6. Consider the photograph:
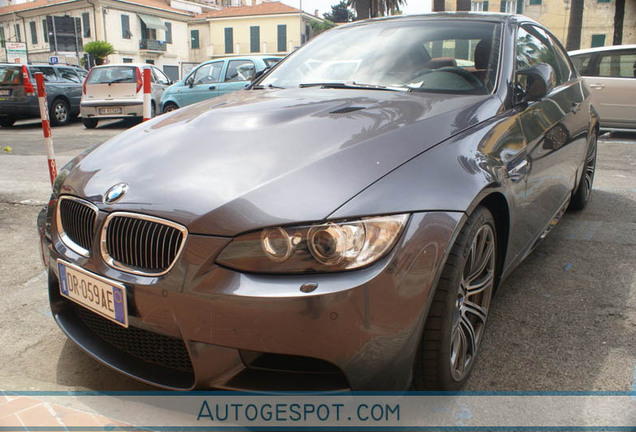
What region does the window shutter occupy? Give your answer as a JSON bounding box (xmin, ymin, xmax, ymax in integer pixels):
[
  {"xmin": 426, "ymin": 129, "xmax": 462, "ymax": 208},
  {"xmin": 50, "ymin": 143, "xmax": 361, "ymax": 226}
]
[
  {"xmin": 516, "ymin": 0, "xmax": 523, "ymax": 14},
  {"xmin": 225, "ymin": 27, "xmax": 233, "ymax": 53},
  {"xmin": 191, "ymin": 29, "xmax": 199, "ymax": 49},
  {"xmin": 30, "ymin": 21, "xmax": 37, "ymax": 45},
  {"xmin": 483, "ymin": 1, "xmax": 489, "ymax": 10},
  {"xmin": 500, "ymin": 1, "xmax": 506, "ymax": 12},
  {"xmin": 165, "ymin": 22, "xmax": 172, "ymax": 44},
  {"xmin": 121, "ymin": 15, "xmax": 130, "ymax": 39},
  {"xmin": 277, "ymin": 24, "xmax": 286, "ymax": 52},
  {"xmin": 82, "ymin": 12, "xmax": 90, "ymax": 37},
  {"xmin": 250, "ymin": 26, "xmax": 260, "ymax": 53}
]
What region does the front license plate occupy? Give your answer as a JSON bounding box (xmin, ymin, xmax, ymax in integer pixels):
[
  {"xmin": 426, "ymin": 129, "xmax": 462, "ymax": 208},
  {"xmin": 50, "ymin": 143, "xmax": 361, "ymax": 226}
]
[
  {"xmin": 0, "ymin": 89, "xmax": 10, "ymax": 96},
  {"xmin": 98, "ymin": 107, "xmax": 123, "ymax": 115},
  {"xmin": 58, "ymin": 260, "xmax": 128, "ymax": 328}
]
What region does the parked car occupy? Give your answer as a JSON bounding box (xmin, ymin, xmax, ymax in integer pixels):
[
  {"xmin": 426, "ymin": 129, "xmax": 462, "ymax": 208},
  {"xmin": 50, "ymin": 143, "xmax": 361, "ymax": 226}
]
[
  {"xmin": 569, "ymin": 44, "xmax": 636, "ymax": 131},
  {"xmin": 0, "ymin": 63, "xmax": 87, "ymax": 127},
  {"xmin": 38, "ymin": 13, "xmax": 598, "ymax": 391},
  {"xmin": 80, "ymin": 63, "xmax": 172, "ymax": 128},
  {"xmin": 160, "ymin": 56, "xmax": 281, "ymax": 113}
]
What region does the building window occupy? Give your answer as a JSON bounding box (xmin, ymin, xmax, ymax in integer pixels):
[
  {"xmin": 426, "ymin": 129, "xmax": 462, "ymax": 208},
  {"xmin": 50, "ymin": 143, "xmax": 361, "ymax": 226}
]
[
  {"xmin": 191, "ymin": 29, "xmax": 199, "ymax": 49},
  {"xmin": 597, "ymin": 0, "xmax": 610, "ymax": 3},
  {"xmin": 14, "ymin": 24, "xmax": 21, "ymax": 42},
  {"xmin": 224, "ymin": 27, "xmax": 233, "ymax": 53},
  {"xmin": 500, "ymin": 0, "xmax": 517, "ymax": 13},
  {"xmin": 122, "ymin": 58, "xmax": 133, "ymax": 63},
  {"xmin": 471, "ymin": 1, "xmax": 489, "ymax": 11},
  {"xmin": 140, "ymin": 19, "xmax": 156, "ymax": 41},
  {"xmin": 82, "ymin": 12, "xmax": 90, "ymax": 37},
  {"xmin": 121, "ymin": 14, "xmax": 131, "ymax": 39},
  {"xmin": 0, "ymin": 27, "xmax": 5, "ymax": 48},
  {"xmin": 250, "ymin": 26, "xmax": 260, "ymax": 53},
  {"xmin": 277, "ymin": 24, "xmax": 286, "ymax": 52},
  {"xmin": 42, "ymin": 20, "xmax": 48, "ymax": 43},
  {"xmin": 529, "ymin": 0, "xmax": 541, "ymax": 4},
  {"xmin": 591, "ymin": 34, "xmax": 606, "ymax": 48},
  {"xmin": 165, "ymin": 22, "xmax": 172, "ymax": 44},
  {"xmin": 30, "ymin": 21, "xmax": 37, "ymax": 45}
]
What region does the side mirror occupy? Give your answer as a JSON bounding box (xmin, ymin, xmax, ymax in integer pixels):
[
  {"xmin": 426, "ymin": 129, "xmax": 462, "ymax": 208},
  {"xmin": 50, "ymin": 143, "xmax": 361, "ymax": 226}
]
[
  {"xmin": 186, "ymin": 77, "xmax": 194, "ymax": 88},
  {"xmin": 251, "ymin": 67, "xmax": 270, "ymax": 82},
  {"xmin": 516, "ymin": 63, "xmax": 556, "ymax": 102}
]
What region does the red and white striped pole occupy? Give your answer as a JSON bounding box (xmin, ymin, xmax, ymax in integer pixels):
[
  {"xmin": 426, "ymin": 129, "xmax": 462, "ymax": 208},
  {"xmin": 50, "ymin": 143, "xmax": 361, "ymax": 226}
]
[
  {"xmin": 142, "ymin": 68, "xmax": 152, "ymax": 121},
  {"xmin": 35, "ymin": 73, "xmax": 58, "ymax": 187}
]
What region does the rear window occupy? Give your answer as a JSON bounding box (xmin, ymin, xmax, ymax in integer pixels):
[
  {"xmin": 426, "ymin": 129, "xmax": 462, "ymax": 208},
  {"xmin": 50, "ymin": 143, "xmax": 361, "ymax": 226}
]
[
  {"xmin": 87, "ymin": 66, "xmax": 137, "ymax": 84},
  {"xmin": 0, "ymin": 65, "xmax": 22, "ymax": 84},
  {"xmin": 264, "ymin": 58, "xmax": 281, "ymax": 68}
]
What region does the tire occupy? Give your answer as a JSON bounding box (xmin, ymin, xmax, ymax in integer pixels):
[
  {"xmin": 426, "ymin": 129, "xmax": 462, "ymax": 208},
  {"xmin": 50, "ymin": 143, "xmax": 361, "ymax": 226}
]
[
  {"xmin": 0, "ymin": 117, "xmax": 15, "ymax": 127},
  {"xmin": 163, "ymin": 103, "xmax": 178, "ymax": 114},
  {"xmin": 151, "ymin": 102, "xmax": 156, "ymax": 118},
  {"xmin": 82, "ymin": 118, "xmax": 98, "ymax": 129},
  {"xmin": 50, "ymin": 99, "xmax": 70, "ymax": 126},
  {"xmin": 568, "ymin": 132, "xmax": 597, "ymax": 211},
  {"xmin": 413, "ymin": 206, "xmax": 497, "ymax": 390}
]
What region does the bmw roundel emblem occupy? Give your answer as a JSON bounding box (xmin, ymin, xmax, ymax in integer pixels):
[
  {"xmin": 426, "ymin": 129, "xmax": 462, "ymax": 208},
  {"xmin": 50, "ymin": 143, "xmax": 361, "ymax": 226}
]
[{"xmin": 104, "ymin": 183, "xmax": 129, "ymax": 204}]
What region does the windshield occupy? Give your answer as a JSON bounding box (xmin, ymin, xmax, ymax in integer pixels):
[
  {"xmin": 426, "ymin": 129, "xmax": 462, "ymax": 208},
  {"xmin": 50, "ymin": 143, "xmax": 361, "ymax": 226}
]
[
  {"xmin": 0, "ymin": 66, "xmax": 22, "ymax": 85},
  {"xmin": 87, "ymin": 66, "xmax": 137, "ymax": 84},
  {"xmin": 261, "ymin": 20, "xmax": 502, "ymax": 94}
]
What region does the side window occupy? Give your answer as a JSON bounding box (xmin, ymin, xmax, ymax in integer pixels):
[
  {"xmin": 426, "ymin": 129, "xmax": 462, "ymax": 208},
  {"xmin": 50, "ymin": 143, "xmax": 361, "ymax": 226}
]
[
  {"xmin": 225, "ymin": 60, "xmax": 255, "ymax": 82},
  {"xmin": 598, "ymin": 51, "xmax": 636, "ymax": 78},
  {"xmin": 29, "ymin": 66, "xmax": 58, "ymax": 82},
  {"xmin": 76, "ymin": 69, "xmax": 88, "ymax": 80},
  {"xmin": 516, "ymin": 26, "xmax": 561, "ymax": 85},
  {"xmin": 57, "ymin": 67, "xmax": 81, "ymax": 83},
  {"xmin": 571, "ymin": 54, "xmax": 594, "ymax": 76},
  {"xmin": 192, "ymin": 62, "xmax": 223, "ymax": 85},
  {"xmin": 546, "ymin": 33, "xmax": 574, "ymax": 82},
  {"xmin": 152, "ymin": 67, "xmax": 170, "ymax": 84}
]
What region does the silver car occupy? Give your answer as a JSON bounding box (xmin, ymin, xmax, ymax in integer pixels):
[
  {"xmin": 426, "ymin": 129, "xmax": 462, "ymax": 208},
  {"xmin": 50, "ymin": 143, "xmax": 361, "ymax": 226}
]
[
  {"xmin": 80, "ymin": 63, "xmax": 172, "ymax": 128},
  {"xmin": 569, "ymin": 44, "xmax": 636, "ymax": 131}
]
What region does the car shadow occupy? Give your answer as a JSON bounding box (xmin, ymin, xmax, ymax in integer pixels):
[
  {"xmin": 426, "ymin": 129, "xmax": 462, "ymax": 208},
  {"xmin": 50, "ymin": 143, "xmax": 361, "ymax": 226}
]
[{"xmin": 467, "ymin": 188, "xmax": 636, "ymax": 390}]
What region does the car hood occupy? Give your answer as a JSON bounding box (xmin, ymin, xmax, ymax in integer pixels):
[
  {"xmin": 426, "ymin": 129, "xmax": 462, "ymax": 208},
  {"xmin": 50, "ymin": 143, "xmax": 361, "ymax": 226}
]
[{"xmin": 63, "ymin": 88, "xmax": 502, "ymax": 236}]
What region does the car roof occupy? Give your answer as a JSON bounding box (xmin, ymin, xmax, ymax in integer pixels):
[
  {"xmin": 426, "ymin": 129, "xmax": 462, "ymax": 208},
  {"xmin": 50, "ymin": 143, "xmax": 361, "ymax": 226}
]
[
  {"xmin": 569, "ymin": 44, "xmax": 636, "ymax": 56},
  {"xmin": 91, "ymin": 63, "xmax": 155, "ymax": 68}
]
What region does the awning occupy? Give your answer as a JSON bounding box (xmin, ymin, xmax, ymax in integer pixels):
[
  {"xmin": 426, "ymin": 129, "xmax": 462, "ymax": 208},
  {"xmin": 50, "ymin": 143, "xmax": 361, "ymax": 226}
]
[{"xmin": 138, "ymin": 14, "xmax": 167, "ymax": 31}]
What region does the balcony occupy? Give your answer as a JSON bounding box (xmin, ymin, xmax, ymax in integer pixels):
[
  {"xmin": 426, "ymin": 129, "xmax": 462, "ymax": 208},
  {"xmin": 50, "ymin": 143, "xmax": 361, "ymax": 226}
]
[{"xmin": 140, "ymin": 39, "xmax": 167, "ymax": 52}]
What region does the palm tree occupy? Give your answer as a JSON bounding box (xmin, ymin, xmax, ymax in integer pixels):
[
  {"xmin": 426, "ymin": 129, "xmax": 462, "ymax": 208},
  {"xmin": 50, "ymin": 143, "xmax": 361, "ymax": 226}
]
[
  {"xmin": 566, "ymin": 0, "xmax": 584, "ymax": 50},
  {"xmin": 348, "ymin": 0, "xmax": 405, "ymax": 19},
  {"xmin": 613, "ymin": 0, "xmax": 625, "ymax": 45}
]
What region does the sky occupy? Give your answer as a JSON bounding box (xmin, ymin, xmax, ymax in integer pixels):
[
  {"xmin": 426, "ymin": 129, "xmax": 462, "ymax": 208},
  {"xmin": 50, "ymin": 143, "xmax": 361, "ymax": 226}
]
[{"xmin": 281, "ymin": 0, "xmax": 433, "ymax": 19}]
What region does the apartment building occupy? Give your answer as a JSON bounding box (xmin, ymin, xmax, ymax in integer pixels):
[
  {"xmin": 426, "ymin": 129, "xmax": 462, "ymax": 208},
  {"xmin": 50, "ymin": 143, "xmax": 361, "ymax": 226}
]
[
  {"xmin": 188, "ymin": 2, "xmax": 319, "ymax": 62},
  {"xmin": 0, "ymin": 0, "xmax": 194, "ymax": 79},
  {"xmin": 443, "ymin": 0, "xmax": 636, "ymax": 49}
]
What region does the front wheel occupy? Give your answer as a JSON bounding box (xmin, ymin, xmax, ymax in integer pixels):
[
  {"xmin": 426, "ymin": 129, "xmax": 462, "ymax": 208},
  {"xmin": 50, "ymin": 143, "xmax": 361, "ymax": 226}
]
[
  {"xmin": 413, "ymin": 206, "xmax": 497, "ymax": 390},
  {"xmin": 50, "ymin": 99, "xmax": 70, "ymax": 126},
  {"xmin": 163, "ymin": 103, "xmax": 178, "ymax": 114},
  {"xmin": 569, "ymin": 132, "xmax": 597, "ymax": 211}
]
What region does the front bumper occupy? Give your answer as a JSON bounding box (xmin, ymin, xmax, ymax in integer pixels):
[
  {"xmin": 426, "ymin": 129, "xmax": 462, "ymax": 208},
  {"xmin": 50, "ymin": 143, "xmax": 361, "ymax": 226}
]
[{"xmin": 40, "ymin": 206, "xmax": 461, "ymax": 391}]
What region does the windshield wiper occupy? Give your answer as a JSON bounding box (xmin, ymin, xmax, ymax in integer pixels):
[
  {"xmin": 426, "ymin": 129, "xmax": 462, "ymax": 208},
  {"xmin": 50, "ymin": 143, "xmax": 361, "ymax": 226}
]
[
  {"xmin": 107, "ymin": 77, "xmax": 133, "ymax": 85},
  {"xmin": 251, "ymin": 83, "xmax": 285, "ymax": 90},
  {"xmin": 298, "ymin": 81, "xmax": 411, "ymax": 92}
]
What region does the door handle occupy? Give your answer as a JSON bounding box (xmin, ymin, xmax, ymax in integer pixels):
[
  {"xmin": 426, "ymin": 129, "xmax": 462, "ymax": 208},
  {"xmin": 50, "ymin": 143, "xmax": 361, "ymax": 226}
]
[
  {"xmin": 507, "ymin": 159, "xmax": 529, "ymax": 182},
  {"xmin": 209, "ymin": 86, "xmax": 216, "ymax": 90},
  {"xmin": 589, "ymin": 83, "xmax": 604, "ymax": 90},
  {"xmin": 571, "ymin": 102, "xmax": 581, "ymax": 113}
]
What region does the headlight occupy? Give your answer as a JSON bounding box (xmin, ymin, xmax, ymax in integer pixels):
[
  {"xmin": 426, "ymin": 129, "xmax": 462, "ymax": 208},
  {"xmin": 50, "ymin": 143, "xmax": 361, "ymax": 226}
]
[{"xmin": 216, "ymin": 214, "xmax": 409, "ymax": 274}]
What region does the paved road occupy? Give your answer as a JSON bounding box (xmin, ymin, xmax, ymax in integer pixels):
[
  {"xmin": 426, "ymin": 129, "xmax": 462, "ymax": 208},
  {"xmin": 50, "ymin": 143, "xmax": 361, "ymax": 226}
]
[{"xmin": 0, "ymin": 121, "xmax": 634, "ymax": 391}]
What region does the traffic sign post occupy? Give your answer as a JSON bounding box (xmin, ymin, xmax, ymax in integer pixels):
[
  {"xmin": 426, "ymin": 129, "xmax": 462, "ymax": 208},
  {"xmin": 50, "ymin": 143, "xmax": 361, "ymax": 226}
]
[
  {"xmin": 34, "ymin": 73, "xmax": 58, "ymax": 187},
  {"xmin": 143, "ymin": 68, "xmax": 152, "ymax": 122}
]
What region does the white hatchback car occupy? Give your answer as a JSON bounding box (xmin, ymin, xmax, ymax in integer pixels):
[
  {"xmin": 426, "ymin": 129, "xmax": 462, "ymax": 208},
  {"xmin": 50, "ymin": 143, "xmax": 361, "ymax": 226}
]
[{"xmin": 80, "ymin": 63, "xmax": 172, "ymax": 128}]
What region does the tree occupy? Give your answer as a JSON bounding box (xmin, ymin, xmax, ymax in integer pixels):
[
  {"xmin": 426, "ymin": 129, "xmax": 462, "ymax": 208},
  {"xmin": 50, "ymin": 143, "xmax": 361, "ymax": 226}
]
[
  {"xmin": 83, "ymin": 41, "xmax": 114, "ymax": 65},
  {"xmin": 565, "ymin": 0, "xmax": 584, "ymax": 51},
  {"xmin": 324, "ymin": 1, "xmax": 356, "ymax": 22},
  {"xmin": 613, "ymin": 0, "xmax": 625, "ymax": 45},
  {"xmin": 310, "ymin": 19, "xmax": 337, "ymax": 36},
  {"xmin": 347, "ymin": 0, "xmax": 405, "ymax": 19}
]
